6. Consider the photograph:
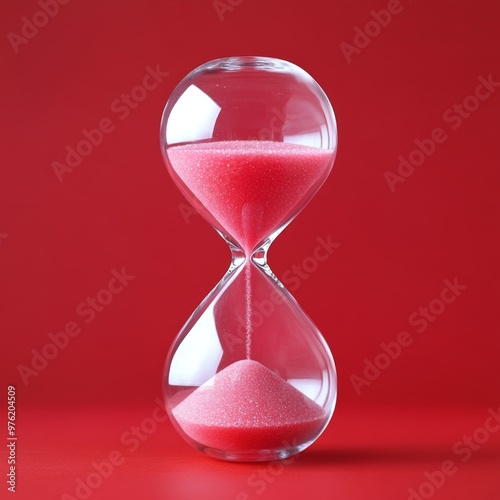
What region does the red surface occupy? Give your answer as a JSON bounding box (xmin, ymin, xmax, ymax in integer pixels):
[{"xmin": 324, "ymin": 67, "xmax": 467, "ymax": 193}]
[
  {"xmin": 16, "ymin": 405, "xmax": 500, "ymax": 500},
  {"xmin": 1, "ymin": 0, "xmax": 499, "ymax": 499}
]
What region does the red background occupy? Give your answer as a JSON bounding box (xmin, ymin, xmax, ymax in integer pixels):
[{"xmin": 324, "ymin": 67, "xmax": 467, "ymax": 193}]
[{"xmin": 1, "ymin": 0, "xmax": 499, "ymax": 499}]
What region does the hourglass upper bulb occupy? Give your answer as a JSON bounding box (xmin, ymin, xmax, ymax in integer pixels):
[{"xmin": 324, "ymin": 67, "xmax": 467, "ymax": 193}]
[{"xmin": 160, "ymin": 56, "xmax": 338, "ymax": 253}]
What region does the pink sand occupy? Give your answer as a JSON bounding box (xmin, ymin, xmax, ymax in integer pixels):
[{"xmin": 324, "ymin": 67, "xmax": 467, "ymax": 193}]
[
  {"xmin": 172, "ymin": 360, "xmax": 326, "ymax": 451},
  {"xmin": 167, "ymin": 140, "xmax": 333, "ymax": 253}
]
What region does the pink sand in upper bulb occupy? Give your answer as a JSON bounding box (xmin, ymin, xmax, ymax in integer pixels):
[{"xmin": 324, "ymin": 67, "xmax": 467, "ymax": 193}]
[
  {"xmin": 172, "ymin": 360, "xmax": 326, "ymax": 451},
  {"xmin": 167, "ymin": 141, "xmax": 334, "ymax": 253}
]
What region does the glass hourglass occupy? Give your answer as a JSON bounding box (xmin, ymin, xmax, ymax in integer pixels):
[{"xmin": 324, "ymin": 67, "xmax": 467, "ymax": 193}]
[{"xmin": 160, "ymin": 56, "xmax": 338, "ymax": 462}]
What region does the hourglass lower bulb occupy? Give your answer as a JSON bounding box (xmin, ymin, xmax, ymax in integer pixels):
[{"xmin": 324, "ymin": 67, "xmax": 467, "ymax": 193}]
[{"xmin": 160, "ymin": 56, "xmax": 338, "ymax": 462}]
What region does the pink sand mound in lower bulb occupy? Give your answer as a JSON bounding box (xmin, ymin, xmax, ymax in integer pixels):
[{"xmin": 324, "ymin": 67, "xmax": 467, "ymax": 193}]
[{"xmin": 172, "ymin": 360, "xmax": 326, "ymax": 452}]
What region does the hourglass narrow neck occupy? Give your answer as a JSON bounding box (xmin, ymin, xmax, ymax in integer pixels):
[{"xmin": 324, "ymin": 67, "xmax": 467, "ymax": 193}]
[
  {"xmin": 249, "ymin": 246, "xmax": 269, "ymax": 267},
  {"xmin": 229, "ymin": 244, "xmax": 246, "ymax": 269},
  {"xmin": 227, "ymin": 240, "xmax": 271, "ymax": 267}
]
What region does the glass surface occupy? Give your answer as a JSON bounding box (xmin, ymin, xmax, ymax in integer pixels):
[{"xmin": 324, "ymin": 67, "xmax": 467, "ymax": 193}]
[{"xmin": 160, "ymin": 56, "xmax": 338, "ymax": 462}]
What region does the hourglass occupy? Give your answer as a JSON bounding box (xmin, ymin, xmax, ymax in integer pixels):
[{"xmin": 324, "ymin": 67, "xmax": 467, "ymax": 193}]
[{"xmin": 160, "ymin": 56, "xmax": 338, "ymax": 462}]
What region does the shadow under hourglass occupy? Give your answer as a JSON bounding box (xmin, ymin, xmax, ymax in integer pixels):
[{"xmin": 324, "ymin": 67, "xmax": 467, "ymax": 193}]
[{"xmin": 296, "ymin": 446, "xmax": 456, "ymax": 466}]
